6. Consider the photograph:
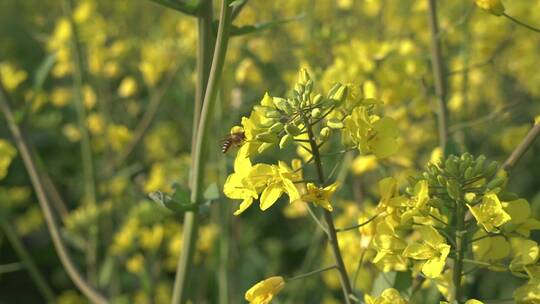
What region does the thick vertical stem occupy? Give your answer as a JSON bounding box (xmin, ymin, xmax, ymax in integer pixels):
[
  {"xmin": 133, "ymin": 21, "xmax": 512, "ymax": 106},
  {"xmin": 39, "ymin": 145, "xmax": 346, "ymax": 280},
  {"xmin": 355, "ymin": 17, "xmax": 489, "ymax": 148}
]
[
  {"xmin": 171, "ymin": 1, "xmax": 232, "ymax": 303},
  {"xmin": 1, "ymin": 221, "xmax": 56, "ymax": 303},
  {"xmin": 191, "ymin": 0, "xmax": 214, "ymax": 156},
  {"xmin": 303, "ymin": 118, "xmax": 353, "ymax": 304},
  {"xmin": 64, "ymin": 0, "xmax": 98, "ymax": 284},
  {"xmin": 427, "ymin": 0, "xmax": 449, "ymax": 153},
  {"xmin": 215, "ymin": 91, "xmax": 230, "ymax": 304},
  {"xmin": 0, "ymin": 82, "xmax": 108, "ymax": 304},
  {"xmin": 452, "ymin": 201, "xmax": 465, "ymax": 303}
]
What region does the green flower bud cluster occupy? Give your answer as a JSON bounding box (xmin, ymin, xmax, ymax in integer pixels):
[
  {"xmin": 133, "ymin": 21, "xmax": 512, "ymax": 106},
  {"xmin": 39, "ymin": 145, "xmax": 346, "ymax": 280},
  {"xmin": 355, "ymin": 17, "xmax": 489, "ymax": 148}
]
[
  {"xmin": 250, "ymin": 69, "xmax": 349, "ymax": 152},
  {"xmin": 407, "ymin": 153, "xmax": 506, "ymax": 204}
]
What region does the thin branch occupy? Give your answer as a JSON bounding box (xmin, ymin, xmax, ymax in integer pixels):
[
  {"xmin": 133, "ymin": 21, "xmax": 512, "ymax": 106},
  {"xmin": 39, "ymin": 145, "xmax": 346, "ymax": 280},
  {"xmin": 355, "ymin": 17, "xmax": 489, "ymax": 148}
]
[
  {"xmin": 503, "ymin": 13, "xmax": 540, "ymax": 33},
  {"xmin": 0, "ymin": 262, "xmax": 23, "ymax": 274},
  {"xmin": 302, "ymin": 113, "xmax": 354, "ymax": 303},
  {"xmin": 427, "ymin": 0, "xmax": 450, "ymax": 153},
  {"xmin": 305, "ymin": 203, "xmax": 329, "ymax": 236},
  {"xmin": 449, "ymin": 100, "xmax": 522, "ymax": 134},
  {"xmin": 446, "ymin": 58, "xmax": 493, "ymax": 76},
  {"xmin": 286, "ymin": 265, "xmax": 337, "ymax": 282},
  {"xmin": 502, "ymin": 122, "xmax": 540, "ymax": 171},
  {"xmin": 0, "ymin": 81, "xmax": 108, "ymax": 304},
  {"xmin": 336, "ymin": 214, "xmax": 379, "ymax": 233}
]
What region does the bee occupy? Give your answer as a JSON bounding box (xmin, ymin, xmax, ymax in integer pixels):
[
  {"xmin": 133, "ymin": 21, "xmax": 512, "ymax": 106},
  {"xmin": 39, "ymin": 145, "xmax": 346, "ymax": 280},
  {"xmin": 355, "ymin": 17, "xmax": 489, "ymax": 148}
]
[{"xmin": 222, "ymin": 127, "xmax": 246, "ymax": 153}]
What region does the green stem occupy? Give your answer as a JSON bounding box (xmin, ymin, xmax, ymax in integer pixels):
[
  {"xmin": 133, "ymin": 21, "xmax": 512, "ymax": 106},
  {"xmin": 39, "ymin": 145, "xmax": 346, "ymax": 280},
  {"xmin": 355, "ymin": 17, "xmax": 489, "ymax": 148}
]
[
  {"xmin": 171, "ymin": 1, "xmax": 232, "ymax": 303},
  {"xmin": 0, "ymin": 262, "xmax": 23, "ymax": 274},
  {"xmin": 0, "ymin": 81, "xmax": 108, "ymax": 304},
  {"xmin": 305, "ymin": 203, "xmax": 329, "ymax": 236},
  {"xmin": 452, "ymin": 201, "xmax": 466, "ymax": 303},
  {"xmin": 503, "ymin": 13, "xmax": 540, "ymax": 33},
  {"xmin": 427, "ymin": 0, "xmax": 450, "ymax": 154},
  {"xmin": 64, "ymin": 0, "xmax": 98, "ymax": 284},
  {"xmin": 502, "ymin": 122, "xmax": 540, "ymax": 172},
  {"xmin": 1, "ymin": 221, "xmax": 56, "ymax": 302},
  {"xmin": 336, "ymin": 214, "xmax": 378, "ymax": 233},
  {"xmin": 303, "ymin": 116, "xmax": 353, "ymax": 304},
  {"xmin": 286, "ymin": 265, "xmax": 337, "ymax": 282}
]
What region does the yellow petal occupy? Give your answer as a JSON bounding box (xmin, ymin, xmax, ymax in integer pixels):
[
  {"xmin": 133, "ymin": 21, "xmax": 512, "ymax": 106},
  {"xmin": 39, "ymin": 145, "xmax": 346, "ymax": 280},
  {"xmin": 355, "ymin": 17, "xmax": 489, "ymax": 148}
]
[
  {"xmin": 260, "ymin": 184, "xmax": 283, "ymax": 211},
  {"xmin": 234, "ymin": 197, "xmax": 254, "ymax": 216}
]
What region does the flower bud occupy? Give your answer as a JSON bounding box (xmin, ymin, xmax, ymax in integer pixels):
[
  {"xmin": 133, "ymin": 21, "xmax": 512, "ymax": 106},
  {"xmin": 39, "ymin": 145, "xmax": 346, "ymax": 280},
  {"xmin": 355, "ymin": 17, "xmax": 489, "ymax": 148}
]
[
  {"xmin": 446, "ymin": 179, "xmax": 461, "ymax": 201},
  {"xmin": 285, "ymin": 124, "xmax": 302, "ymax": 136},
  {"xmin": 436, "ymin": 175, "xmax": 447, "ymax": 185},
  {"xmin": 464, "ymin": 192, "xmax": 476, "ymax": 203},
  {"xmin": 498, "ymin": 191, "xmax": 519, "ymax": 201},
  {"xmin": 464, "ymin": 167, "xmax": 474, "ymax": 180},
  {"xmin": 486, "ymin": 176, "xmax": 506, "ymax": 190},
  {"xmin": 265, "ymin": 110, "xmax": 281, "ymax": 119},
  {"xmin": 330, "ymin": 85, "xmax": 348, "ymax": 104},
  {"xmin": 473, "ymin": 155, "xmax": 486, "ymax": 175},
  {"xmin": 273, "ymin": 97, "xmax": 288, "ymax": 112},
  {"xmin": 326, "ymin": 118, "xmax": 344, "ymax": 129},
  {"xmin": 327, "ymin": 83, "xmax": 341, "ymax": 98},
  {"xmin": 269, "ymin": 122, "xmax": 284, "ymax": 133},
  {"xmin": 256, "ymin": 132, "xmax": 278, "ymax": 143},
  {"xmin": 279, "ymin": 134, "xmax": 293, "ymax": 149},
  {"xmin": 294, "ymin": 83, "xmax": 304, "ymax": 95},
  {"xmin": 445, "ymin": 158, "xmax": 459, "ymax": 176},
  {"xmin": 305, "ymin": 79, "xmax": 313, "ymax": 94},
  {"xmin": 320, "ymin": 127, "xmax": 331, "ymax": 139},
  {"xmin": 298, "ymin": 68, "xmax": 310, "ymax": 86},
  {"xmin": 485, "ymin": 161, "xmax": 498, "ymax": 178},
  {"xmin": 312, "ymin": 94, "xmax": 323, "ymax": 105},
  {"xmin": 311, "ymin": 108, "xmax": 322, "ymax": 119},
  {"xmin": 257, "ymin": 142, "xmax": 273, "ymax": 154}
]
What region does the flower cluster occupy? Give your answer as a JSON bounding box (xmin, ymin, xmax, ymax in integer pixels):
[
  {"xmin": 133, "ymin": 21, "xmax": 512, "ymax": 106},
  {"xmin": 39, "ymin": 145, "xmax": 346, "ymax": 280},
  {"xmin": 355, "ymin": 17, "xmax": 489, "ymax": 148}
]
[
  {"xmin": 357, "ymin": 153, "xmax": 540, "ymax": 303},
  {"xmin": 224, "ymin": 68, "xmax": 398, "ymax": 216}
]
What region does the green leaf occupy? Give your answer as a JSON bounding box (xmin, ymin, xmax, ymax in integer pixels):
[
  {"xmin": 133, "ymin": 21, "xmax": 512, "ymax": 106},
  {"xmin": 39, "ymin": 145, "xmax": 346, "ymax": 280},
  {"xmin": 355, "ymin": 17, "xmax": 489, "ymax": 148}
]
[
  {"xmin": 146, "ymin": 0, "xmax": 200, "ymax": 16},
  {"xmin": 203, "ymin": 182, "xmax": 220, "ymax": 201},
  {"xmin": 172, "ymin": 183, "xmax": 190, "ymax": 204},
  {"xmin": 98, "ymin": 255, "xmax": 115, "ymax": 288},
  {"xmin": 229, "ymin": 0, "xmax": 246, "ymax": 8},
  {"xmin": 149, "ymin": 189, "xmax": 197, "ymax": 214},
  {"xmin": 33, "ymin": 53, "xmax": 56, "ymax": 91},
  {"xmin": 371, "ymin": 271, "xmax": 397, "ymax": 296}
]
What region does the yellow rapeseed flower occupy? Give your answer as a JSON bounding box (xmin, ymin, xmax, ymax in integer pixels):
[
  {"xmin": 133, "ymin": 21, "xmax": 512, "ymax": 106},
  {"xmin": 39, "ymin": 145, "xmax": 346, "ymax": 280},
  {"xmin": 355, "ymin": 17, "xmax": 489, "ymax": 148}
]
[
  {"xmin": 0, "ymin": 62, "xmax": 27, "ymax": 91},
  {"xmin": 126, "ymin": 254, "xmax": 145, "ymax": 274},
  {"xmin": 87, "ymin": 113, "xmax": 105, "ymax": 135},
  {"xmin": 118, "ymin": 76, "xmax": 137, "ymax": 98},
  {"xmin": 245, "ymin": 276, "xmax": 285, "ymax": 304},
  {"xmin": 0, "ymin": 140, "xmax": 17, "ymax": 180},
  {"xmin": 468, "ymin": 193, "xmax": 511, "ymax": 233},
  {"xmin": 514, "ymin": 279, "xmax": 540, "ymax": 303},
  {"xmin": 402, "ymin": 226, "xmax": 450, "ymax": 278},
  {"xmin": 364, "ymin": 288, "xmax": 408, "ymax": 304},
  {"xmin": 301, "ymin": 182, "xmax": 339, "ymax": 211},
  {"xmin": 474, "ymin": 0, "xmax": 505, "ymax": 16}
]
